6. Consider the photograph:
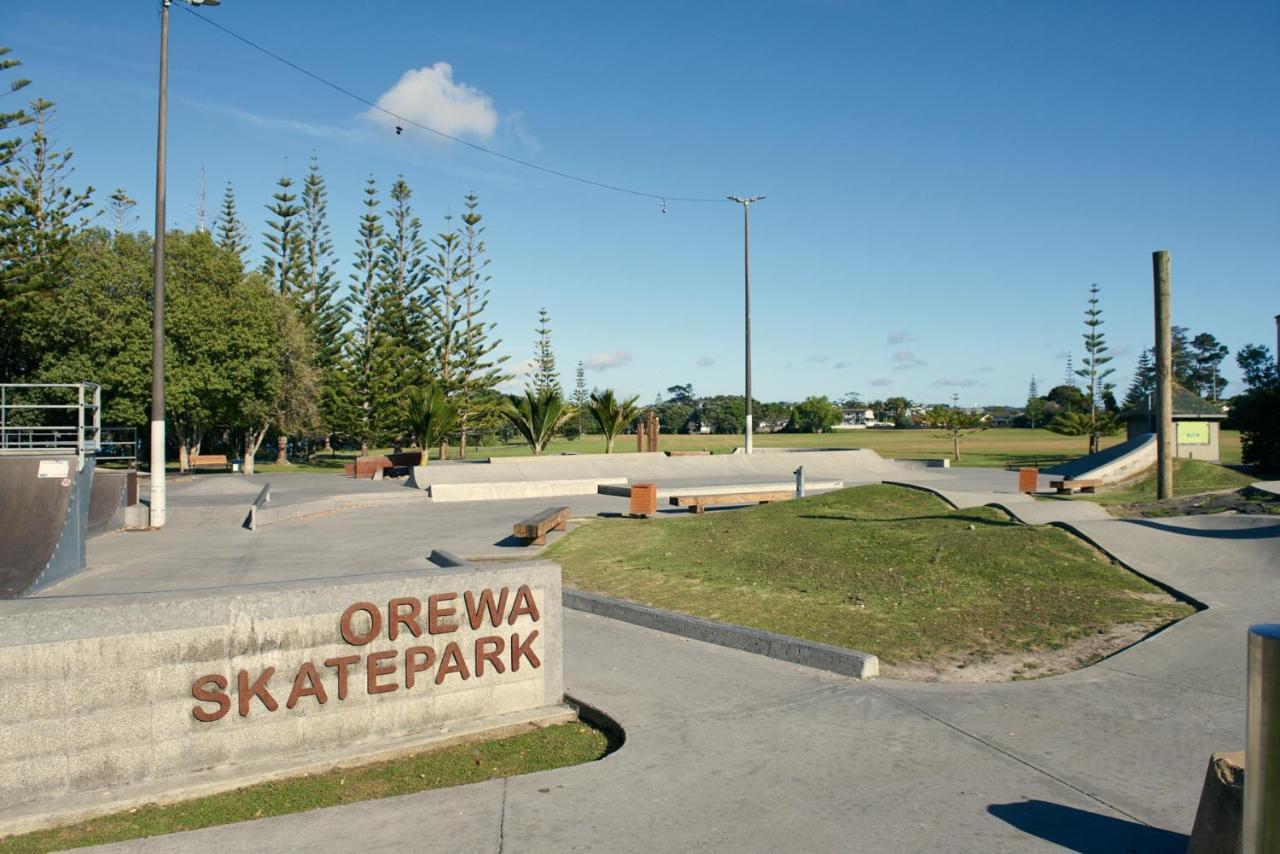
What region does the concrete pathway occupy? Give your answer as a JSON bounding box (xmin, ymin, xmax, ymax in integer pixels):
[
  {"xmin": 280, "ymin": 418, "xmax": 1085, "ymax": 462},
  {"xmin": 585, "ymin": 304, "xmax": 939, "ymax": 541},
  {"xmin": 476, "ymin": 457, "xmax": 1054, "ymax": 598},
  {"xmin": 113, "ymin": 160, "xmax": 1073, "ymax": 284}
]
[{"xmin": 49, "ymin": 466, "xmax": 1280, "ymax": 851}]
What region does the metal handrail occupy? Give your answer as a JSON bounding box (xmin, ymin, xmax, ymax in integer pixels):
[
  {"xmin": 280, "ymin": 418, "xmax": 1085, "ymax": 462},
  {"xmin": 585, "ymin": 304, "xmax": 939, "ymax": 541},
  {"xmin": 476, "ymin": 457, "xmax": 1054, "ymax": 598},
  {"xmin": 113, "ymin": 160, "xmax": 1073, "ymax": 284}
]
[{"xmin": 0, "ymin": 383, "xmax": 102, "ymax": 469}]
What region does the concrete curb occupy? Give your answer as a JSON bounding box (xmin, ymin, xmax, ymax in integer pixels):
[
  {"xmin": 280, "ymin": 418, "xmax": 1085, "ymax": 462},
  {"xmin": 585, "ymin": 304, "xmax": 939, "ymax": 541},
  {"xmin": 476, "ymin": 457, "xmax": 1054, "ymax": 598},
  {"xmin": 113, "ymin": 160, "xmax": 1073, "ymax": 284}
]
[
  {"xmin": 563, "ymin": 588, "xmax": 878, "ymax": 679},
  {"xmin": 248, "ymin": 491, "xmax": 429, "ymax": 529}
]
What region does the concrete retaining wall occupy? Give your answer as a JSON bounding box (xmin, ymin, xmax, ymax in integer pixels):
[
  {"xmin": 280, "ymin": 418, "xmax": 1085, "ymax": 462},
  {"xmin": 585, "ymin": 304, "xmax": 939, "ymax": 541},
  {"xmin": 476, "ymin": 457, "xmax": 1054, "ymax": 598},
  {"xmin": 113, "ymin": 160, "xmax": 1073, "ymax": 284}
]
[
  {"xmin": 0, "ymin": 561, "xmax": 563, "ymax": 816},
  {"xmin": 1046, "ymin": 433, "xmax": 1156, "ymax": 485}
]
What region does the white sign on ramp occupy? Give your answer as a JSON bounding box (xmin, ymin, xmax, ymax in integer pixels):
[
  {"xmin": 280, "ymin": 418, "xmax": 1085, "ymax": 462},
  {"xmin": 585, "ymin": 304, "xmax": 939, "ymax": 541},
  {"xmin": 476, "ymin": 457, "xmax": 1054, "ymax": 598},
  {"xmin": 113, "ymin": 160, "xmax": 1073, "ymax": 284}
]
[{"xmin": 36, "ymin": 459, "xmax": 69, "ymax": 479}]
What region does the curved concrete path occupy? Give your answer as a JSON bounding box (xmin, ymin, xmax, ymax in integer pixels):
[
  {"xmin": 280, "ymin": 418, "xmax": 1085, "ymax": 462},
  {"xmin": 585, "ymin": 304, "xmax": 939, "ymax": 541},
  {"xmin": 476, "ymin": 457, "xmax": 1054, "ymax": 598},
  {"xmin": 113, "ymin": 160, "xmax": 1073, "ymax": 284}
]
[{"xmin": 43, "ymin": 467, "xmax": 1279, "ymax": 852}]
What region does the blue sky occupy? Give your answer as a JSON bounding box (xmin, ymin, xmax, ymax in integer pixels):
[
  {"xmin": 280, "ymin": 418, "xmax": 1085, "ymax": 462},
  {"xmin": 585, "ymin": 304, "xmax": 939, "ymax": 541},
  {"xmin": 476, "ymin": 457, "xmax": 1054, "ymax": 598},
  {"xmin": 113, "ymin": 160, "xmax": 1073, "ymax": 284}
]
[{"xmin": 10, "ymin": 1, "xmax": 1279, "ymax": 405}]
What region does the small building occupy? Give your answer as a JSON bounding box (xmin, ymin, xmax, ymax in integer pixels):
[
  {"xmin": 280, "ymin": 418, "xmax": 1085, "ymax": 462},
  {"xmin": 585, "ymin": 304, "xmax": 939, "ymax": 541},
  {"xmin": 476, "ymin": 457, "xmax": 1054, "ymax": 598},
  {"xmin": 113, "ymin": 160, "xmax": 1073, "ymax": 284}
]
[{"xmin": 1120, "ymin": 385, "xmax": 1227, "ymax": 462}]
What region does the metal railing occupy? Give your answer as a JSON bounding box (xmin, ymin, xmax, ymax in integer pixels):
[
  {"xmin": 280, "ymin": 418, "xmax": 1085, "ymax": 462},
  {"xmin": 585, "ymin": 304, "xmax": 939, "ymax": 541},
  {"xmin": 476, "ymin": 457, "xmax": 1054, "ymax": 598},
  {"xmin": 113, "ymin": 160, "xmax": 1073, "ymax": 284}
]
[
  {"xmin": 98, "ymin": 426, "xmax": 139, "ymax": 467},
  {"xmin": 0, "ymin": 383, "xmax": 102, "ymax": 469}
]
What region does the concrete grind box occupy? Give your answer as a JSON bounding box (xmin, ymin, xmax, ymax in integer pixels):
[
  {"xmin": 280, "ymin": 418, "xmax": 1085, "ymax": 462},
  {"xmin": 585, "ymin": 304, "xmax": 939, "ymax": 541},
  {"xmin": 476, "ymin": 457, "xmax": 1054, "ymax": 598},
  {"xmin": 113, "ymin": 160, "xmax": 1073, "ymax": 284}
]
[{"xmin": 0, "ymin": 561, "xmax": 564, "ymax": 827}]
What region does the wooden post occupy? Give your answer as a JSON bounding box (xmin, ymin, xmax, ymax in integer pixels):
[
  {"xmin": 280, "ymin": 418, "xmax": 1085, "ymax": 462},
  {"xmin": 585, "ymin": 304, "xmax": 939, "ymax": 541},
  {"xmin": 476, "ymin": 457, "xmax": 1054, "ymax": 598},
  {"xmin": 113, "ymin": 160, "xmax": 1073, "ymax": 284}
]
[
  {"xmin": 646, "ymin": 412, "xmax": 659, "ymax": 453},
  {"xmin": 636, "ymin": 427, "xmax": 643, "ymax": 453},
  {"xmin": 1153, "ymin": 250, "xmax": 1174, "ymax": 500}
]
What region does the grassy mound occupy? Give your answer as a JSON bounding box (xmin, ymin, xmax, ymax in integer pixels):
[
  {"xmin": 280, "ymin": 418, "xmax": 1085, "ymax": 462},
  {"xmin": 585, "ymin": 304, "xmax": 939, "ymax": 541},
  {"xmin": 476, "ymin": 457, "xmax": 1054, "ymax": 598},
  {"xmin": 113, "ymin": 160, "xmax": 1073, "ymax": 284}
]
[
  {"xmin": 546, "ymin": 484, "xmax": 1192, "ymax": 667},
  {"xmin": 1087, "ymin": 459, "xmax": 1255, "ymax": 506}
]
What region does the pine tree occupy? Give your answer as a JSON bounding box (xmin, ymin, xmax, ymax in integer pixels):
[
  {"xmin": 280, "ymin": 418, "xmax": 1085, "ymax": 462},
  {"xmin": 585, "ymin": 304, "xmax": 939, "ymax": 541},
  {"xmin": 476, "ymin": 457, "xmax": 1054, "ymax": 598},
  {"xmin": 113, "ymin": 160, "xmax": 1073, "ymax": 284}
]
[
  {"xmin": 214, "ymin": 181, "xmax": 248, "ymax": 259},
  {"xmin": 0, "ymin": 47, "xmax": 32, "ymax": 174},
  {"xmin": 299, "ymin": 156, "xmax": 349, "ymax": 450},
  {"xmin": 370, "ymin": 175, "xmax": 430, "ymax": 445},
  {"xmin": 454, "ymin": 192, "xmax": 509, "ymax": 458},
  {"xmin": 1123, "ymin": 348, "xmax": 1155, "ymax": 409},
  {"xmin": 1075, "ymin": 283, "xmax": 1116, "ymax": 454},
  {"xmin": 1063, "ymin": 353, "xmax": 1075, "ymax": 388},
  {"xmin": 0, "ymin": 98, "xmax": 93, "ymax": 380},
  {"xmin": 261, "ymin": 174, "xmax": 304, "ymax": 296},
  {"xmin": 572, "ymin": 361, "xmax": 589, "ymax": 436},
  {"xmin": 343, "ymin": 176, "xmax": 385, "ymax": 453},
  {"xmin": 427, "ymin": 211, "xmax": 465, "ymax": 459},
  {"xmin": 1024, "ymin": 374, "xmax": 1045, "ymax": 429},
  {"xmin": 105, "ymin": 187, "xmax": 136, "ymax": 235},
  {"xmin": 532, "ymin": 307, "xmax": 560, "ymax": 395}
]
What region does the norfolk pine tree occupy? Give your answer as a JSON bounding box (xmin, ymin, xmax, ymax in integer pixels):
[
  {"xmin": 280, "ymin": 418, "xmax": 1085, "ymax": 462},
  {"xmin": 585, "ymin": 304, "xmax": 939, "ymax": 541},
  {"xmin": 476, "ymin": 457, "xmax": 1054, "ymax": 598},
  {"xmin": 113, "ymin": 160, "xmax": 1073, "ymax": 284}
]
[
  {"xmin": 215, "ymin": 181, "xmax": 249, "ymax": 260},
  {"xmin": 1024, "ymin": 375, "xmax": 1046, "ymax": 429},
  {"xmin": 532, "ymin": 307, "xmax": 560, "ymax": 395},
  {"xmin": 427, "ymin": 211, "xmax": 465, "ymax": 459},
  {"xmin": 300, "ymin": 156, "xmax": 350, "ymax": 451},
  {"xmin": 1075, "ymin": 283, "xmax": 1117, "ymax": 454},
  {"xmin": 343, "ymin": 176, "xmax": 385, "ymax": 454},
  {"xmin": 455, "ymin": 192, "xmax": 509, "ymax": 458},
  {"xmin": 572, "ymin": 361, "xmax": 589, "ymax": 437},
  {"xmin": 261, "ymin": 174, "xmax": 304, "ymax": 296}
]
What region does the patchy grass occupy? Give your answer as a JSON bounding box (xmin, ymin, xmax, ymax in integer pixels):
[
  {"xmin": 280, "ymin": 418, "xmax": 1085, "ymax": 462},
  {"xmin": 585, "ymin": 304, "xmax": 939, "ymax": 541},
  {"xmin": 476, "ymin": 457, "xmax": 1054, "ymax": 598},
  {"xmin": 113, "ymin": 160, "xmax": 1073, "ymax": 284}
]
[
  {"xmin": 1084, "ymin": 459, "xmax": 1256, "ymax": 507},
  {"xmin": 0, "ymin": 722, "xmax": 609, "ymax": 854},
  {"xmin": 545, "ymin": 484, "xmax": 1192, "ymax": 668}
]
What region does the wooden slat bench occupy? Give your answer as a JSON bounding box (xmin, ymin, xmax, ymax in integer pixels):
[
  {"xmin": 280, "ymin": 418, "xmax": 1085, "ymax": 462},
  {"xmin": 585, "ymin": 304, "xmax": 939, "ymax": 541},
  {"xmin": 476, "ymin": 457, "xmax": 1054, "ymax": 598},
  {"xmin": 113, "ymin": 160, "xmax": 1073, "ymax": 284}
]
[
  {"xmin": 670, "ymin": 490, "xmax": 794, "ymax": 515},
  {"xmin": 1050, "ymin": 478, "xmax": 1103, "ymax": 495},
  {"xmin": 189, "ymin": 454, "xmax": 229, "ymax": 472},
  {"xmin": 513, "ymin": 506, "xmax": 570, "ymax": 545}
]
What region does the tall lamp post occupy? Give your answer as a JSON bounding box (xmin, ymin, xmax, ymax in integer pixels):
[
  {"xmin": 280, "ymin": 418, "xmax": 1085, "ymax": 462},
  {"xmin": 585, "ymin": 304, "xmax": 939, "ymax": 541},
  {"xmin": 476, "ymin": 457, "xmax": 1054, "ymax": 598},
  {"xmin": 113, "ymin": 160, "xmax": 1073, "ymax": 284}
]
[
  {"xmin": 727, "ymin": 195, "xmax": 764, "ymax": 453},
  {"xmin": 151, "ymin": 0, "xmax": 219, "ymax": 528}
]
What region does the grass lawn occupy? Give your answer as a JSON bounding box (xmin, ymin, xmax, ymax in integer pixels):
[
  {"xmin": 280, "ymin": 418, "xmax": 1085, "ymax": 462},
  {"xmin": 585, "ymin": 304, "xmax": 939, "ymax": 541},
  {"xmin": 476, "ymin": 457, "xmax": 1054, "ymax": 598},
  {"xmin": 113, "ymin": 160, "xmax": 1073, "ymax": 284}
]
[
  {"xmin": 544, "ymin": 484, "xmax": 1193, "ymax": 669},
  {"xmin": 1082, "ymin": 459, "xmax": 1256, "ymax": 506},
  {"xmin": 0, "ymin": 722, "xmax": 608, "ymax": 853},
  {"xmin": 239, "ymin": 428, "xmax": 1234, "ymax": 473}
]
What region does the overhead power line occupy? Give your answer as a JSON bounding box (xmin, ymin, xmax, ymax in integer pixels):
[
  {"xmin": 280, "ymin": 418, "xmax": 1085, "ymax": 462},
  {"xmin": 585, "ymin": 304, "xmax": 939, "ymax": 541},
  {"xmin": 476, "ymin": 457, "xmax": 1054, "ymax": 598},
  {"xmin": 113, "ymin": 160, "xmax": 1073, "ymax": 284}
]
[{"xmin": 178, "ymin": 5, "xmax": 730, "ymax": 204}]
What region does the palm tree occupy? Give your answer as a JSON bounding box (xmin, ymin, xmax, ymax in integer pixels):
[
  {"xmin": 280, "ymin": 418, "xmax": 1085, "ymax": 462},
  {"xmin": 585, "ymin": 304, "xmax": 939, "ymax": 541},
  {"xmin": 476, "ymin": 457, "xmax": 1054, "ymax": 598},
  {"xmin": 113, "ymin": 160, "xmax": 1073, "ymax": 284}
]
[
  {"xmin": 587, "ymin": 389, "xmax": 641, "ymax": 454},
  {"xmin": 405, "ymin": 384, "xmax": 458, "ymax": 462},
  {"xmin": 499, "ymin": 388, "xmax": 574, "ymax": 456}
]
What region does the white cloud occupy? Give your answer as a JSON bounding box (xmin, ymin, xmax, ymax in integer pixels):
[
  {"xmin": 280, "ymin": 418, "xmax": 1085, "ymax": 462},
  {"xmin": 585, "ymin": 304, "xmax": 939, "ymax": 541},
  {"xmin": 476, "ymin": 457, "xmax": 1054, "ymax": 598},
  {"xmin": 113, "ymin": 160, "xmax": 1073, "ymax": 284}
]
[
  {"xmin": 891, "ymin": 351, "xmax": 926, "ymax": 370},
  {"xmin": 497, "ymin": 358, "xmax": 535, "ymax": 393},
  {"xmin": 887, "ymin": 330, "xmax": 915, "ymax": 345},
  {"xmin": 869, "ymin": 377, "xmax": 892, "ymax": 387},
  {"xmin": 697, "ymin": 357, "xmax": 716, "ymax": 367},
  {"xmin": 933, "ymin": 376, "xmax": 980, "ymax": 388},
  {"xmin": 585, "ymin": 351, "xmax": 633, "ymax": 371},
  {"xmin": 177, "ymin": 96, "xmax": 368, "ymax": 142},
  {"xmin": 367, "ymin": 63, "xmax": 499, "ymax": 141}
]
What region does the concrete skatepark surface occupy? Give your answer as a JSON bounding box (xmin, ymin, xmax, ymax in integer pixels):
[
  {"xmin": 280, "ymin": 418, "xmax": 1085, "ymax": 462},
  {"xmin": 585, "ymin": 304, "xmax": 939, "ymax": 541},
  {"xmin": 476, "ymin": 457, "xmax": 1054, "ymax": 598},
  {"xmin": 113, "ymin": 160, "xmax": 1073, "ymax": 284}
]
[{"xmin": 3, "ymin": 451, "xmax": 1275, "ymax": 851}]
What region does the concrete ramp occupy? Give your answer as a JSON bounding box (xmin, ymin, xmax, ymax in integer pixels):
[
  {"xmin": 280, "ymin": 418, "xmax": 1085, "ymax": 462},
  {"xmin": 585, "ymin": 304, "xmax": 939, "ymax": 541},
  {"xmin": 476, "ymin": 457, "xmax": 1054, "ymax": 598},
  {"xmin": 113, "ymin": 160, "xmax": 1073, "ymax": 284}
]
[
  {"xmin": 87, "ymin": 469, "xmax": 131, "ymax": 535},
  {"xmin": 1044, "ymin": 433, "xmax": 1156, "ymax": 485},
  {"xmin": 0, "ymin": 454, "xmax": 91, "ymax": 596}
]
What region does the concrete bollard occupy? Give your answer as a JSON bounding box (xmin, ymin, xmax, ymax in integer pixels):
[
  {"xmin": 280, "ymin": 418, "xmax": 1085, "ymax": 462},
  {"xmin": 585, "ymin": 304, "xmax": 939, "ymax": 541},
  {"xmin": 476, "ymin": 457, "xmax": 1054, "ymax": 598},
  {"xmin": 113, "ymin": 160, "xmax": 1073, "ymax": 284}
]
[
  {"xmin": 794, "ymin": 466, "xmax": 805, "ymax": 499},
  {"xmin": 1245, "ymin": 624, "xmax": 1280, "ymax": 854}
]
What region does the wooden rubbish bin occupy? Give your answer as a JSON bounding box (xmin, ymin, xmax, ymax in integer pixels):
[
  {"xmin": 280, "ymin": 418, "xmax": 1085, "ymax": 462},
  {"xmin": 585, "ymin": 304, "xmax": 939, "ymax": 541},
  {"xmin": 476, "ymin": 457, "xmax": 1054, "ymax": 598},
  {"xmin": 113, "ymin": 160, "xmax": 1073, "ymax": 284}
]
[
  {"xmin": 630, "ymin": 483, "xmax": 658, "ymax": 517},
  {"xmin": 1018, "ymin": 467, "xmax": 1039, "ymax": 493}
]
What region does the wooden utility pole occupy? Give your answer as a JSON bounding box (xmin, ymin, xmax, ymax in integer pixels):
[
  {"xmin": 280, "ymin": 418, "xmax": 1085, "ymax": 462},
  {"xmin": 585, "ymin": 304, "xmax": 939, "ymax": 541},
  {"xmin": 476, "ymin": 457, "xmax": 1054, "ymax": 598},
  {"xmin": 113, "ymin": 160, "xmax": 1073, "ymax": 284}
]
[{"xmin": 1153, "ymin": 251, "xmax": 1174, "ymax": 500}]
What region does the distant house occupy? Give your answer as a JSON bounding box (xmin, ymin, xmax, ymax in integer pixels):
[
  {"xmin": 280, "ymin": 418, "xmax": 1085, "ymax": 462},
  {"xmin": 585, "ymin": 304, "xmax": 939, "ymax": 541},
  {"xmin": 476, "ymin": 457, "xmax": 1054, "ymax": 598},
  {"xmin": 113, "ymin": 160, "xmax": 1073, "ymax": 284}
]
[
  {"xmin": 1120, "ymin": 385, "xmax": 1228, "ymax": 462},
  {"xmin": 833, "ymin": 407, "xmax": 881, "ymax": 430}
]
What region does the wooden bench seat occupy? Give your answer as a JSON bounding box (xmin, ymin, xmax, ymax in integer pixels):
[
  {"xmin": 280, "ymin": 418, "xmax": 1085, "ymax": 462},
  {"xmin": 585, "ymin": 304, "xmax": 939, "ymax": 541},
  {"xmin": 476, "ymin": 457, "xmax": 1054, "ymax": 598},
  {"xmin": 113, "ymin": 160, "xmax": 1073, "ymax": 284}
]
[
  {"xmin": 670, "ymin": 490, "xmax": 794, "ymax": 515},
  {"xmin": 1050, "ymin": 478, "xmax": 1104, "ymax": 495},
  {"xmin": 513, "ymin": 506, "xmax": 570, "ymax": 545},
  {"xmin": 189, "ymin": 454, "xmax": 229, "ymax": 472}
]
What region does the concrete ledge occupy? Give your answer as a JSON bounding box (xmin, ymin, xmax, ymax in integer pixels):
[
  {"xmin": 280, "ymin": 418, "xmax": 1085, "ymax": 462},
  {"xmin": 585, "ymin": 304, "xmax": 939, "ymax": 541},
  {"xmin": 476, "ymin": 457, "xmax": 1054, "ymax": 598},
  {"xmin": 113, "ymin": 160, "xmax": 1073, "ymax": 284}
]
[
  {"xmin": 597, "ymin": 479, "xmax": 842, "ymax": 499},
  {"xmin": 430, "ymin": 477, "xmax": 627, "ymax": 502},
  {"xmin": 427, "ymin": 549, "xmax": 473, "ymax": 568},
  {"xmin": 563, "ymin": 588, "xmax": 878, "ymax": 679},
  {"xmin": 250, "ymin": 490, "xmax": 429, "ymax": 528}
]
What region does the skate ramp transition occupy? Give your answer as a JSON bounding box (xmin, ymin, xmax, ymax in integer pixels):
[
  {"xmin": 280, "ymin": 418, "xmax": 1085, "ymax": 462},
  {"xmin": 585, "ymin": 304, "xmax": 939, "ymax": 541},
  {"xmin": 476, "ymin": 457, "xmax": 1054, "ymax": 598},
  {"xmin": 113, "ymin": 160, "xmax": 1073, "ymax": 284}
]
[
  {"xmin": 1043, "ymin": 433, "xmax": 1156, "ymax": 485},
  {"xmin": 87, "ymin": 469, "xmax": 131, "ymax": 535},
  {"xmin": 0, "ymin": 454, "xmax": 92, "ymax": 597},
  {"xmin": 409, "ymin": 449, "xmax": 905, "ymax": 501}
]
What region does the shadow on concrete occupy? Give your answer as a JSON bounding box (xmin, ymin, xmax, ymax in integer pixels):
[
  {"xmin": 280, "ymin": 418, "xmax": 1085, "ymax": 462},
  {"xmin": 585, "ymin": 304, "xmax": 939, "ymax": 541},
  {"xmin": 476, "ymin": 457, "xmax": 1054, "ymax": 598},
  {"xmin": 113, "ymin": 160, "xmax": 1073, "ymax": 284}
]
[
  {"xmin": 1123, "ymin": 518, "xmax": 1280, "ymax": 540},
  {"xmin": 492, "ymin": 534, "xmax": 534, "ymax": 549},
  {"xmin": 986, "ymin": 800, "xmax": 1187, "ymax": 853}
]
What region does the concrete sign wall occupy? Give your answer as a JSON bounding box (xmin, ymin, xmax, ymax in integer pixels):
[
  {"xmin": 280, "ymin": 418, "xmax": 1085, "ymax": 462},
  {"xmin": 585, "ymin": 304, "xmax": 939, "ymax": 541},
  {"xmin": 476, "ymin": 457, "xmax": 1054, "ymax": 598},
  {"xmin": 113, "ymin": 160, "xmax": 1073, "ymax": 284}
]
[{"xmin": 0, "ymin": 562, "xmax": 563, "ymax": 818}]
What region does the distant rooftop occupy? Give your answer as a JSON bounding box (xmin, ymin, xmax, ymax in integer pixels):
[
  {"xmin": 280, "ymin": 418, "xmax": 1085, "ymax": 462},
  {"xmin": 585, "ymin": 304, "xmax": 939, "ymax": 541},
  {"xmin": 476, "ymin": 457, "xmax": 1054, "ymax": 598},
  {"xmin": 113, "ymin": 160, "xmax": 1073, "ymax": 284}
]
[{"xmin": 1121, "ymin": 384, "xmax": 1226, "ymax": 419}]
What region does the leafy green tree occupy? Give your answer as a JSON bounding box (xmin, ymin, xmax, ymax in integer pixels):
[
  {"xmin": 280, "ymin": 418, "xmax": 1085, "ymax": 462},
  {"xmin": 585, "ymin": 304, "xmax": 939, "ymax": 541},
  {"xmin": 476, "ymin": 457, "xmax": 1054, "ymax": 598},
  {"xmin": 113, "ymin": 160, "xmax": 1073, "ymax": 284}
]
[
  {"xmin": 260, "ymin": 174, "xmax": 304, "ymax": 296},
  {"xmin": 404, "ymin": 383, "xmax": 458, "ymax": 462},
  {"xmin": 455, "ymin": 193, "xmax": 508, "ymax": 457},
  {"xmin": 1046, "ymin": 383, "xmax": 1089, "ymax": 415},
  {"xmin": 788, "ymin": 395, "xmax": 842, "ymax": 433},
  {"xmin": 532, "ymin": 307, "xmax": 560, "ymax": 395},
  {"xmin": 1236, "ymin": 344, "xmax": 1279, "ymax": 392},
  {"xmin": 500, "ymin": 388, "xmax": 574, "ymax": 456},
  {"xmin": 343, "ymin": 176, "xmax": 385, "ymax": 453},
  {"xmin": 920, "ymin": 399, "xmax": 987, "ymax": 462},
  {"xmin": 1075, "ymin": 283, "xmax": 1116, "ymax": 454},
  {"xmin": 215, "ymin": 181, "xmax": 248, "ymax": 259},
  {"xmin": 587, "ymin": 389, "xmax": 641, "ymax": 453},
  {"xmin": 1188, "ymin": 332, "xmax": 1229, "ymax": 400},
  {"xmin": 238, "ymin": 285, "xmax": 310, "ymax": 474},
  {"xmin": 0, "ymin": 98, "xmax": 93, "ymax": 380}
]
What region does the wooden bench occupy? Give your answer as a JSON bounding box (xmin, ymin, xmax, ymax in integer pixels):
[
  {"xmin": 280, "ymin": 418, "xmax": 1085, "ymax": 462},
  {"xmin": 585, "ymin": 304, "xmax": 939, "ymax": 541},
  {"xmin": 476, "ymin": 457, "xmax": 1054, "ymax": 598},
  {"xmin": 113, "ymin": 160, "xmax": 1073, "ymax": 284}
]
[
  {"xmin": 1050, "ymin": 478, "xmax": 1103, "ymax": 495},
  {"xmin": 189, "ymin": 454, "xmax": 229, "ymax": 472},
  {"xmin": 670, "ymin": 490, "xmax": 794, "ymax": 515},
  {"xmin": 513, "ymin": 506, "xmax": 570, "ymax": 545},
  {"xmin": 344, "ymin": 456, "xmax": 394, "ymax": 479}
]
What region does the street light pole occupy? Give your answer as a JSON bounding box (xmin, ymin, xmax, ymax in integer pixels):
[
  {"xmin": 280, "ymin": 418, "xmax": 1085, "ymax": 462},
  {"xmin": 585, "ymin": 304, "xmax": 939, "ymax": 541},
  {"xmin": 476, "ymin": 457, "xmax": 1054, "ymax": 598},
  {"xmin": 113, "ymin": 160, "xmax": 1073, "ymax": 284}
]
[
  {"xmin": 728, "ymin": 195, "xmax": 764, "ymax": 454},
  {"xmin": 149, "ymin": 0, "xmax": 170, "ymax": 528},
  {"xmin": 150, "ymin": 0, "xmax": 218, "ymax": 528}
]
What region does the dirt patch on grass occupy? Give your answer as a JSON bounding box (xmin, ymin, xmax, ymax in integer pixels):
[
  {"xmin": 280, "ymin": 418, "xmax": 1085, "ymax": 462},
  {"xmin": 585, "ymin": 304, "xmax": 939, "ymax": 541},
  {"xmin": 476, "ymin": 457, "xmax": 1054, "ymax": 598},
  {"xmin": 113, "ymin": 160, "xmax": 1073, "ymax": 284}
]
[
  {"xmin": 881, "ymin": 616, "xmax": 1175, "ymax": 682},
  {"xmin": 1105, "ymin": 488, "xmax": 1280, "ymax": 519}
]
